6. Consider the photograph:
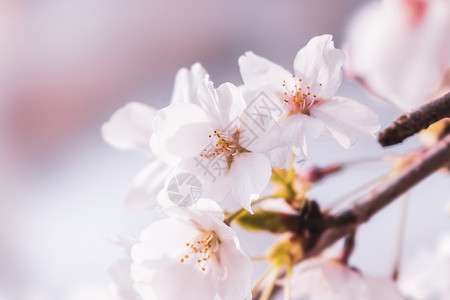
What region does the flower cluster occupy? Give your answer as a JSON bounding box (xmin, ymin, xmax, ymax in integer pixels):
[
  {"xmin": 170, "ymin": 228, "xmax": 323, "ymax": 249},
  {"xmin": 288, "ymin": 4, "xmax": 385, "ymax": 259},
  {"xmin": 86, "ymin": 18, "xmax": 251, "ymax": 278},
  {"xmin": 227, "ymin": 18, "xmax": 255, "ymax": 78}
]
[{"xmin": 102, "ymin": 35, "xmax": 388, "ymax": 300}]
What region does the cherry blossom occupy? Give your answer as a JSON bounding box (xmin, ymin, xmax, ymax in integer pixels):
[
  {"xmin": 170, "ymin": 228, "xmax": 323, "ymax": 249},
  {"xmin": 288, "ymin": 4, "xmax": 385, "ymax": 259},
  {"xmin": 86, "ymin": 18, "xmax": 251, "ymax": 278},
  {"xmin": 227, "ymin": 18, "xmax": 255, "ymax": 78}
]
[
  {"xmin": 102, "ymin": 102, "xmax": 157, "ymax": 155},
  {"xmin": 239, "ymin": 35, "xmax": 380, "ymax": 167},
  {"xmin": 106, "ymin": 236, "xmax": 142, "ymax": 300},
  {"xmin": 130, "ymin": 199, "xmax": 253, "ymax": 300},
  {"xmin": 101, "ymin": 63, "xmax": 207, "ymax": 210},
  {"xmin": 289, "ymin": 256, "xmax": 405, "ymax": 300},
  {"xmin": 152, "ymin": 76, "xmax": 280, "ymax": 212},
  {"xmin": 345, "ymin": 0, "xmax": 450, "ymax": 111},
  {"xmin": 399, "ymin": 233, "xmax": 450, "ymax": 299}
]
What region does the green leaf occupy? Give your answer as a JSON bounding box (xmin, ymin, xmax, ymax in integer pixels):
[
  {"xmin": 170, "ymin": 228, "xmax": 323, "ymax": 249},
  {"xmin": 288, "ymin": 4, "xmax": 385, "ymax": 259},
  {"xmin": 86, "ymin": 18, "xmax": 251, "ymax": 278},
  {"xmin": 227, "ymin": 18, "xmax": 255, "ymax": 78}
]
[{"xmin": 235, "ymin": 209, "xmax": 289, "ymax": 234}]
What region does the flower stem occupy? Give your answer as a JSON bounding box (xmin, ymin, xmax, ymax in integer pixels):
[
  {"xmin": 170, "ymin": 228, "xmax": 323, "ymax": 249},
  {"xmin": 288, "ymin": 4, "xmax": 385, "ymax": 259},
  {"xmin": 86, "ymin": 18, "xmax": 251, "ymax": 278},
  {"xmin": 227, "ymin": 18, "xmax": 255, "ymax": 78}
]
[
  {"xmin": 224, "ymin": 195, "xmax": 276, "ymax": 226},
  {"xmin": 252, "ymin": 266, "xmax": 275, "ymax": 296},
  {"xmin": 283, "ymin": 263, "xmax": 293, "ymax": 300},
  {"xmin": 392, "ymin": 193, "xmax": 409, "ymax": 281},
  {"xmin": 325, "ymin": 173, "xmax": 390, "ymax": 212},
  {"xmin": 342, "ymin": 156, "xmax": 384, "ymax": 166},
  {"xmin": 260, "ymin": 267, "xmax": 281, "ymax": 300}
]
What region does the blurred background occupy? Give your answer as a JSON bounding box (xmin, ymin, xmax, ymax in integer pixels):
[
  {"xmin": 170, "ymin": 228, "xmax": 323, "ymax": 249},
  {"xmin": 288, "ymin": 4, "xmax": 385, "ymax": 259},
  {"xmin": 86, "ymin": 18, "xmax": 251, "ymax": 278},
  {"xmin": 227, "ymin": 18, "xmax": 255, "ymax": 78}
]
[{"xmin": 0, "ymin": 0, "xmax": 448, "ymax": 299}]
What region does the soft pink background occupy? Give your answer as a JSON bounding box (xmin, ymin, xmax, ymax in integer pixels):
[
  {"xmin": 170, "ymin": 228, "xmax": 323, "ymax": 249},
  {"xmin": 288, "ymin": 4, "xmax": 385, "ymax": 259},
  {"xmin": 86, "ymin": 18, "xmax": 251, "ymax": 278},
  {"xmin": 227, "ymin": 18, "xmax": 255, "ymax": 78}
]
[{"xmin": 0, "ymin": 0, "xmax": 448, "ymax": 299}]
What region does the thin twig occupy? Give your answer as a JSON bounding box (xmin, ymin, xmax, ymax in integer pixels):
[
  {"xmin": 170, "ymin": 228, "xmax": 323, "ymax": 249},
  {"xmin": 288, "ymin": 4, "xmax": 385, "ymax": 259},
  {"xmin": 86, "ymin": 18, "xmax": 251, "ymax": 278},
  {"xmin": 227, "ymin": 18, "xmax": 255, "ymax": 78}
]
[
  {"xmin": 378, "ymin": 92, "xmax": 450, "ymax": 147},
  {"xmin": 339, "ymin": 230, "xmax": 356, "ymax": 265},
  {"xmin": 391, "ymin": 194, "xmax": 409, "ymax": 281},
  {"xmin": 256, "ymin": 133, "xmax": 450, "ymax": 300},
  {"xmin": 260, "ymin": 267, "xmax": 281, "ymax": 300},
  {"xmin": 325, "ymin": 173, "xmax": 390, "ymax": 212},
  {"xmin": 310, "ymin": 133, "xmax": 450, "ymax": 257}
]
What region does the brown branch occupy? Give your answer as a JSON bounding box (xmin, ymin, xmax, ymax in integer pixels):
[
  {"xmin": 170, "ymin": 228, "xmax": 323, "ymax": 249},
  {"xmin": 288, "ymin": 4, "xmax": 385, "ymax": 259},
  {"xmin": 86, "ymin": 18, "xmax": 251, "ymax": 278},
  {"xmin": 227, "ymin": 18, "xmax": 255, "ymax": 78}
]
[
  {"xmin": 378, "ymin": 92, "xmax": 450, "ymax": 147},
  {"xmin": 339, "ymin": 230, "xmax": 356, "ymax": 265},
  {"xmin": 310, "ymin": 132, "xmax": 450, "ymax": 257},
  {"xmin": 255, "ymin": 133, "xmax": 450, "ymax": 300}
]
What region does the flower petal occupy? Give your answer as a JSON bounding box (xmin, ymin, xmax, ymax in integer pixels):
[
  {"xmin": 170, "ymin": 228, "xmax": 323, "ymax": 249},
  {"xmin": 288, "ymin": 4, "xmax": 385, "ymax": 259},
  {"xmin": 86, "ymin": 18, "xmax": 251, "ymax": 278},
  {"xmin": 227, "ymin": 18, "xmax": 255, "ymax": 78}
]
[
  {"xmin": 270, "ymin": 145, "xmax": 293, "ymax": 169},
  {"xmin": 102, "ymin": 102, "xmax": 156, "ymax": 155},
  {"xmin": 215, "ymin": 82, "xmax": 247, "ymax": 128},
  {"xmin": 170, "ymin": 63, "xmax": 207, "ymax": 105},
  {"xmin": 293, "ymin": 35, "xmax": 346, "ymax": 98},
  {"xmin": 197, "ymin": 77, "xmax": 246, "ymax": 129},
  {"xmin": 300, "ymin": 114, "xmax": 332, "ymax": 141},
  {"xmin": 229, "ymin": 153, "xmax": 272, "ymax": 213},
  {"xmin": 124, "ymin": 160, "xmax": 173, "ymax": 211},
  {"xmin": 291, "ymin": 131, "xmax": 307, "ymax": 158},
  {"xmin": 239, "ymin": 51, "xmax": 293, "ymax": 98},
  {"xmin": 175, "ymin": 157, "xmax": 231, "ymax": 204},
  {"xmin": 310, "ymin": 96, "xmax": 380, "ymax": 148},
  {"xmin": 213, "ymin": 235, "xmax": 253, "ymax": 300},
  {"xmin": 153, "ymin": 102, "xmax": 212, "ymax": 158},
  {"xmin": 291, "ymin": 257, "xmax": 404, "ymax": 300},
  {"xmin": 160, "ymin": 196, "xmax": 225, "ymax": 222},
  {"xmin": 192, "ymin": 198, "xmax": 225, "ymax": 221},
  {"xmin": 165, "ymin": 122, "xmax": 213, "ymax": 158},
  {"xmin": 133, "ymin": 217, "xmax": 203, "ymax": 263},
  {"xmin": 344, "ymin": 0, "xmax": 450, "ymax": 111},
  {"xmin": 239, "ymin": 111, "xmax": 282, "ymax": 153},
  {"xmin": 131, "ymin": 217, "xmax": 212, "ymax": 300},
  {"xmin": 270, "ymin": 115, "xmax": 307, "ymax": 168},
  {"xmin": 131, "ymin": 211, "xmax": 252, "ymax": 300},
  {"xmin": 107, "ymin": 258, "xmax": 141, "ymax": 300}
]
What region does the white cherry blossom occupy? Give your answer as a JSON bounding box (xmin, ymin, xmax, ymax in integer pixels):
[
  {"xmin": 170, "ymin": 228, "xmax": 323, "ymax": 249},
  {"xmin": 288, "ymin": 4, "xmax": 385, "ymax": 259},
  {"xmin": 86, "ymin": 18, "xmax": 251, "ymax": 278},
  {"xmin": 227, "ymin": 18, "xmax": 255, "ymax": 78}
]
[
  {"xmin": 399, "ymin": 233, "xmax": 450, "ymax": 299},
  {"xmin": 239, "ymin": 34, "xmax": 380, "ymax": 167},
  {"xmin": 106, "ymin": 236, "xmax": 142, "ymax": 300},
  {"xmin": 152, "ymin": 76, "xmax": 280, "ymax": 212},
  {"xmin": 345, "ymin": 0, "xmax": 450, "ymax": 111},
  {"xmin": 130, "ymin": 199, "xmax": 253, "ymax": 300},
  {"xmin": 289, "ymin": 256, "xmax": 405, "ymax": 300},
  {"xmin": 102, "ymin": 102, "xmax": 157, "ymax": 155},
  {"xmin": 101, "ymin": 63, "xmax": 207, "ymax": 210}
]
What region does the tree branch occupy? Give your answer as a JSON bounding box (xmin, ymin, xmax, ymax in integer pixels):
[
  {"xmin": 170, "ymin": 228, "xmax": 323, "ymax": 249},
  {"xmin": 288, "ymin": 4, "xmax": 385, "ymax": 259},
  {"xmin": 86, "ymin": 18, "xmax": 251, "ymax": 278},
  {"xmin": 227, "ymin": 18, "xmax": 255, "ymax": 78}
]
[
  {"xmin": 310, "ymin": 132, "xmax": 450, "ymax": 257},
  {"xmin": 253, "ymin": 134, "xmax": 450, "ymax": 299},
  {"xmin": 378, "ymin": 92, "xmax": 450, "ymax": 147},
  {"xmin": 339, "ymin": 230, "xmax": 356, "ymax": 265},
  {"xmin": 255, "ymin": 133, "xmax": 450, "ymax": 300}
]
